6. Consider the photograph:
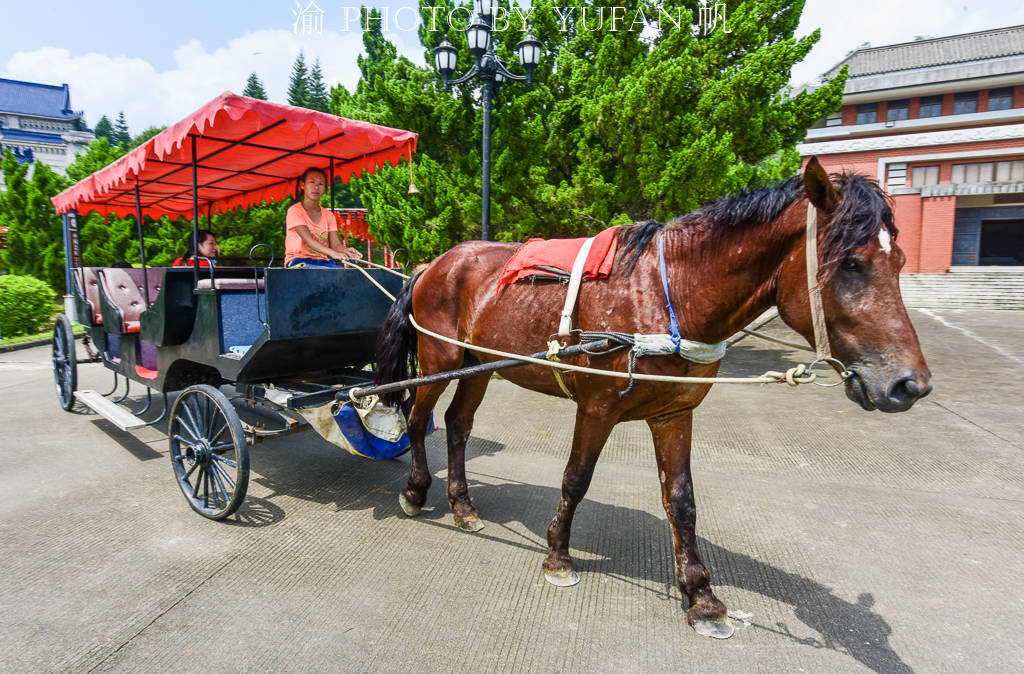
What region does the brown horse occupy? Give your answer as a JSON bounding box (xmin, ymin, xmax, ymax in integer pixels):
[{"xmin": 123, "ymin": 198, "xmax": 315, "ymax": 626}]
[{"xmin": 373, "ymin": 157, "xmax": 931, "ymax": 639}]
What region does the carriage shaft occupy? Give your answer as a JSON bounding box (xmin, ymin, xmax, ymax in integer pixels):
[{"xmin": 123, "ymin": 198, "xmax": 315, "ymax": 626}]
[{"xmin": 341, "ymin": 339, "xmax": 613, "ymax": 402}]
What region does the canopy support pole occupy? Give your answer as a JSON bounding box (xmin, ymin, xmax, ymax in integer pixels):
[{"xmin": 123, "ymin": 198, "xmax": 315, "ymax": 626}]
[
  {"xmin": 191, "ymin": 135, "xmax": 199, "ymax": 288},
  {"xmin": 61, "ymin": 212, "xmax": 72, "ymax": 296},
  {"xmin": 134, "ymin": 181, "xmax": 149, "ymax": 304},
  {"xmin": 329, "ymin": 161, "xmax": 335, "ymax": 211}
]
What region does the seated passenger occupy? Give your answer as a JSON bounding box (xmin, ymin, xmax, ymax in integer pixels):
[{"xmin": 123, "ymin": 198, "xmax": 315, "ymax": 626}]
[
  {"xmin": 172, "ymin": 229, "xmax": 220, "ymax": 267},
  {"xmin": 285, "ymin": 167, "xmax": 363, "ymax": 268}
]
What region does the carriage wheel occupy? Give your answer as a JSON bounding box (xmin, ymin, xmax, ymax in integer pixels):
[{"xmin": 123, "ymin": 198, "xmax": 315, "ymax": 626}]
[
  {"xmin": 52, "ymin": 314, "xmax": 77, "ymax": 411},
  {"xmin": 169, "ymin": 385, "xmax": 250, "ymax": 520}
]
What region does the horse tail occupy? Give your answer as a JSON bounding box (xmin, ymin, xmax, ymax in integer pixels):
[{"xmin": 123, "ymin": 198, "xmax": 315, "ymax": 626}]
[{"xmin": 374, "ymin": 270, "xmax": 421, "ymax": 406}]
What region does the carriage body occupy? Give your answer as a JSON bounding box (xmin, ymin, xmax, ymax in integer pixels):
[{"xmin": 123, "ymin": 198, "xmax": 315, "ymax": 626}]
[{"xmin": 49, "ymin": 93, "xmax": 418, "ymax": 520}]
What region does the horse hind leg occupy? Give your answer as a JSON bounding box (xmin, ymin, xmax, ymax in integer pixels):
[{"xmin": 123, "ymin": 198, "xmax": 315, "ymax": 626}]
[
  {"xmin": 444, "ymin": 374, "xmax": 491, "ymax": 532},
  {"xmin": 399, "ymin": 381, "xmax": 448, "ymax": 517},
  {"xmin": 648, "ymin": 411, "xmax": 734, "ymax": 639}
]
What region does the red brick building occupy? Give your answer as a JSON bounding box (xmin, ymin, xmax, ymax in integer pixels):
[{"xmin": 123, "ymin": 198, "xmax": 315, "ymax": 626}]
[{"xmin": 799, "ymin": 26, "xmax": 1024, "ymax": 273}]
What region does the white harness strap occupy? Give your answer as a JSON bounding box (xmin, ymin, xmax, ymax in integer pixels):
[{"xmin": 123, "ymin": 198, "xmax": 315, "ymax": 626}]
[
  {"xmin": 805, "ymin": 203, "xmax": 832, "ymax": 362},
  {"xmin": 558, "ymin": 236, "xmax": 596, "ymax": 338}
]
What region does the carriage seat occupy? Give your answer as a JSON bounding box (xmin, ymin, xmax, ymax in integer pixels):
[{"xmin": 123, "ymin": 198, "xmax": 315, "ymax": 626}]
[
  {"xmin": 196, "ymin": 277, "xmax": 265, "ymax": 290},
  {"xmin": 74, "ymin": 267, "xmax": 104, "ymax": 325},
  {"xmin": 98, "ymin": 267, "xmax": 149, "ymax": 333}
]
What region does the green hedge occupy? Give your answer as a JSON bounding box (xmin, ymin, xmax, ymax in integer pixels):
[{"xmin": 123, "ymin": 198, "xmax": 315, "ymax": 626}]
[{"xmin": 0, "ymin": 275, "xmax": 57, "ymax": 338}]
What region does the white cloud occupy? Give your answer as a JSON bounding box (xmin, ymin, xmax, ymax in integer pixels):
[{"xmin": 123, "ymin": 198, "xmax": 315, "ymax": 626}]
[{"xmin": 2, "ymin": 28, "xmax": 424, "ymax": 131}]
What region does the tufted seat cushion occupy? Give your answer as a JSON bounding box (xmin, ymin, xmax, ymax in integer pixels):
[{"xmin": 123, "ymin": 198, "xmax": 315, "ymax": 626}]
[
  {"xmin": 99, "ymin": 268, "xmax": 148, "ymax": 332},
  {"xmin": 75, "ymin": 267, "xmax": 104, "ymax": 324}
]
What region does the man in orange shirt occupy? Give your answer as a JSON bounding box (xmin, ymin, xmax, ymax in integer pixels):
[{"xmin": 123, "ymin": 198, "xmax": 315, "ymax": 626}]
[{"xmin": 285, "ymin": 168, "xmax": 363, "ymax": 268}]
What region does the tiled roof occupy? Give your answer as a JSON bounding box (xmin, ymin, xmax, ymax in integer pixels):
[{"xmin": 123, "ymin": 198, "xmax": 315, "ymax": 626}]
[
  {"xmin": 824, "ymin": 25, "xmax": 1024, "ymax": 79},
  {"xmin": 0, "ymin": 128, "xmax": 65, "ymax": 144},
  {"xmin": 0, "ymin": 77, "xmax": 83, "ymax": 119}
]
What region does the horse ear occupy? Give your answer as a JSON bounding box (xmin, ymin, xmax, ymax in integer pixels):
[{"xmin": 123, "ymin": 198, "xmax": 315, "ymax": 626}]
[{"xmin": 803, "ymin": 157, "xmax": 839, "ymax": 213}]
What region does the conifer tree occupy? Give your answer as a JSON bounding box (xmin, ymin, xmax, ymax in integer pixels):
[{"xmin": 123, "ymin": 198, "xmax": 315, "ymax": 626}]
[
  {"xmin": 307, "ymin": 58, "xmax": 331, "ymax": 112},
  {"xmin": 287, "ymin": 51, "xmax": 310, "ymax": 108},
  {"xmin": 243, "ymin": 72, "xmax": 268, "ymax": 100},
  {"xmin": 336, "ymin": 0, "xmax": 847, "ymax": 260},
  {"xmin": 112, "ymin": 112, "xmax": 131, "ymax": 147},
  {"xmin": 93, "ymin": 115, "xmax": 113, "ymax": 142}
]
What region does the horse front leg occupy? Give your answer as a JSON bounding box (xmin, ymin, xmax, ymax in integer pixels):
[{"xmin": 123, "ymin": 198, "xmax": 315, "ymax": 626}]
[
  {"xmin": 542, "ymin": 406, "xmax": 616, "ymax": 587},
  {"xmin": 399, "ymin": 382, "xmax": 448, "ymax": 517},
  {"xmin": 648, "ymin": 411, "xmax": 734, "ymax": 639}
]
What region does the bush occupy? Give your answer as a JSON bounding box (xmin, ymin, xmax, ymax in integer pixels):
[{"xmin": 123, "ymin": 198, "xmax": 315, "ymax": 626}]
[{"xmin": 0, "ymin": 274, "xmax": 57, "ymax": 338}]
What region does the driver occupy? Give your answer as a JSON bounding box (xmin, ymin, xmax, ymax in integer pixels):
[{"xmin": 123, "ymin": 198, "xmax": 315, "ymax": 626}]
[{"xmin": 285, "ymin": 167, "xmax": 363, "ymax": 268}]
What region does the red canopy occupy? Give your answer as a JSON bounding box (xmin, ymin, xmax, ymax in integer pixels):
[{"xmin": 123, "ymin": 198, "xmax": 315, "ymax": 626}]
[{"xmin": 52, "ymin": 92, "xmax": 418, "ymax": 220}]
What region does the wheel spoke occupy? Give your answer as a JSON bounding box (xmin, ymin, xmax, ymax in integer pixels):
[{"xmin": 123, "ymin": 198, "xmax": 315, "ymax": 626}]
[
  {"xmin": 203, "ymin": 467, "xmax": 210, "ymax": 508},
  {"xmin": 209, "ymin": 462, "xmax": 229, "ymax": 507},
  {"xmin": 208, "ymin": 418, "xmax": 229, "ymax": 445},
  {"xmin": 185, "ymin": 397, "xmax": 206, "ymax": 437},
  {"xmin": 211, "ymin": 453, "xmax": 237, "ymax": 469},
  {"xmin": 210, "ymin": 458, "xmax": 236, "ymax": 489},
  {"xmin": 210, "ymin": 442, "xmax": 235, "ymax": 453},
  {"xmin": 192, "ymin": 466, "xmax": 205, "ymax": 498},
  {"xmin": 174, "ymin": 414, "xmax": 201, "ymax": 444},
  {"xmin": 180, "ymin": 399, "xmax": 203, "ymax": 440}
]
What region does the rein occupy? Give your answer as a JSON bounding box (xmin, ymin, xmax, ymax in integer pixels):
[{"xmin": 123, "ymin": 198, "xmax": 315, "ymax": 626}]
[{"xmin": 347, "ymin": 202, "xmax": 852, "ymax": 390}]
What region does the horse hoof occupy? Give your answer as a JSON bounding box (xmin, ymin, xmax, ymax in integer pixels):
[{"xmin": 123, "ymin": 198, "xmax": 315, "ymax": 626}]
[
  {"xmin": 543, "ymin": 568, "xmax": 580, "ymax": 587},
  {"xmin": 398, "ymin": 492, "xmax": 421, "ymax": 517},
  {"xmin": 454, "ymin": 515, "xmax": 485, "ymax": 532},
  {"xmin": 690, "ymin": 617, "xmax": 735, "ymax": 640}
]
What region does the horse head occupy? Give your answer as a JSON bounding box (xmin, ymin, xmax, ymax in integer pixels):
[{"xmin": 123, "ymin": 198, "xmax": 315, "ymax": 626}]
[{"xmin": 776, "ymin": 157, "xmax": 932, "ymax": 412}]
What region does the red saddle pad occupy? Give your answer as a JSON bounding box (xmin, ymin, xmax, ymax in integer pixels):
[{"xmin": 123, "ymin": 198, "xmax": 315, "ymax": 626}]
[{"xmin": 496, "ymin": 226, "xmax": 621, "ymax": 294}]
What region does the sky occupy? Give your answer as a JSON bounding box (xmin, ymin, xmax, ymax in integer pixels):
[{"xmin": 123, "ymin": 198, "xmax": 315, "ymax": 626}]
[{"xmin": 1, "ymin": 1, "xmax": 1023, "ymax": 132}]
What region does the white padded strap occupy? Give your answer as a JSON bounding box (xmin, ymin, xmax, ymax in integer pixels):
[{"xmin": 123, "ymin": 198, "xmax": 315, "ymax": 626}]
[{"xmin": 558, "ymin": 236, "xmax": 596, "ymax": 338}]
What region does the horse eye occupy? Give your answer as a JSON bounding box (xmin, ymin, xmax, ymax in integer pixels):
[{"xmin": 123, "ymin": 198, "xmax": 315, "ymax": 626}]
[{"xmin": 841, "ymin": 258, "xmax": 861, "ymax": 272}]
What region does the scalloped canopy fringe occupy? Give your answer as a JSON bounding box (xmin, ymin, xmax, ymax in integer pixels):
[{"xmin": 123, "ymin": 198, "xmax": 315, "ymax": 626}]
[{"xmin": 52, "ymin": 92, "xmax": 418, "ymax": 220}]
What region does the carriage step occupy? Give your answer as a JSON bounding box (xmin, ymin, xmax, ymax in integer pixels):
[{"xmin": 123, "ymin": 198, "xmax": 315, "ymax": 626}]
[{"xmin": 74, "ymin": 390, "xmax": 148, "ymax": 431}]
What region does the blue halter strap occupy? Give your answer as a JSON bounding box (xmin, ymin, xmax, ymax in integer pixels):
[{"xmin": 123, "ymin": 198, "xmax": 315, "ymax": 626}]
[{"xmin": 657, "ymin": 233, "xmax": 682, "ymax": 354}]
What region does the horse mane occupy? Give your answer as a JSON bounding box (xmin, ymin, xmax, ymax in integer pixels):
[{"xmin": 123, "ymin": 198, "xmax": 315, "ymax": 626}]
[{"xmin": 616, "ymin": 173, "xmax": 895, "ymax": 278}]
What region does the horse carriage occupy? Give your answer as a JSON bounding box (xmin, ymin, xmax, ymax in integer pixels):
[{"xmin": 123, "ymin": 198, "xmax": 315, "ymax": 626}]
[
  {"xmin": 50, "ymin": 93, "xmax": 419, "ymax": 520},
  {"xmin": 51, "ymin": 92, "xmax": 934, "ymax": 640}
]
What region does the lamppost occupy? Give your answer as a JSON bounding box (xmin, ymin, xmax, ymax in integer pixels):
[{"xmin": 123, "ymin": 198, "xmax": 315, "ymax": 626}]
[{"xmin": 433, "ymin": 0, "xmax": 542, "ymax": 241}]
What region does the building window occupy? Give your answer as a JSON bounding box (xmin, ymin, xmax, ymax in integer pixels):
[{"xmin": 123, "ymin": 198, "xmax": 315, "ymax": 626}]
[
  {"xmin": 911, "ymin": 165, "xmax": 940, "ymax": 187},
  {"xmin": 953, "ymin": 160, "xmax": 1024, "ymax": 183},
  {"xmin": 886, "ymin": 163, "xmax": 907, "ymax": 188},
  {"xmin": 856, "ymin": 103, "xmax": 878, "ymax": 124},
  {"xmin": 988, "ymin": 88, "xmax": 1013, "ymax": 111},
  {"xmin": 919, "ymin": 95, "xmax": 943, "ymax": 118},
  {"xmin": 954, "ymin": 91, "xmax": 978, "ymax": 115},
  {"xmin": 825, "ymin": 111, "xmax": 842, "ymax": 127},
  {"xmin": 887, "ymin": 99, "xmax": 910, "ymax": 121}
]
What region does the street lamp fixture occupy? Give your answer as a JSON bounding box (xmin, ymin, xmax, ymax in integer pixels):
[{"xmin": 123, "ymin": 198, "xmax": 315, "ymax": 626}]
[{"xmin": 431, "ymin": 1, "xmax": 543, "ymax": 240}]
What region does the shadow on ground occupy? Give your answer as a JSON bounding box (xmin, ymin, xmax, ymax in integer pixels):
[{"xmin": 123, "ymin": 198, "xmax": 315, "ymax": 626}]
[{"xmin": 243, "ymin": 430, "xmax": 910, "ymax": 673}]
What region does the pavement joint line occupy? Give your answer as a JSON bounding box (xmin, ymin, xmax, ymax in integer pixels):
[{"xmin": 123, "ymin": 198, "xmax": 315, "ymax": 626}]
[
  {"xmin": 84, "ymin": 551, "xmax": 243, "ymax": 673},
  {"xmin": 916, "ymin": 308, "xmax": 1024, "ymax": 368},
  {"xmin": 695, "ymin": 464, "xmax": 1024, "ymax": 505},
  {"xmin": 927, "ymin": 399, "xmax": 1024, "ymax": 451}
]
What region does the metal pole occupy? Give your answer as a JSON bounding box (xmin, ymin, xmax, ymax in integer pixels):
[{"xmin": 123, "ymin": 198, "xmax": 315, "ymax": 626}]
[
  {"xmin": 481, "ymin": 77, "xmax": 493, "ymax": 241},
  {"xmin": 134, "ymin": 181, "xmax": 149, "ymax": 304},
  {"xmin": 190, "ymin": 135, "xmax": 200, "ymax": 288},
  {"xmin": 342, "ymin": 339, "xmax": 613, "ymax": 402},
  {"xmin": 329, "ymin": 161, "xmax": 336, "ymax": 211},
  {"xmin": 61, "ymin": 213, "xmax": 73, "ymax": 295}
]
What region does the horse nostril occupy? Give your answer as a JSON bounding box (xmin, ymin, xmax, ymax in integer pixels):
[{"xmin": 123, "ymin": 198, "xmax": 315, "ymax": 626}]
[{"xmin": 888, "ymin": 371, "xmax": 929, "ymax": 405}]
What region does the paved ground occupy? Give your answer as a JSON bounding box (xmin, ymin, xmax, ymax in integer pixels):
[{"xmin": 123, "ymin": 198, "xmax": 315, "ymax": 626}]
[{"xmin": 1, "ymin": 308, "xmax": 1022, "ymax": 672}]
